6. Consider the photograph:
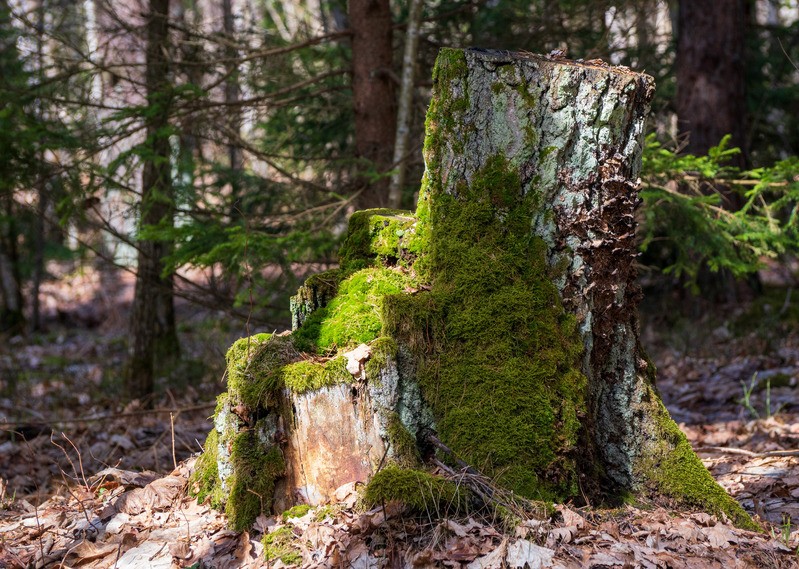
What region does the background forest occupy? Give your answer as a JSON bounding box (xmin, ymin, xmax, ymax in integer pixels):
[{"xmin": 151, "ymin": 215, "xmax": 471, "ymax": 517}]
[{"xmin": 3, "ymin": 1, "xmax": 799, "ymax": 561}]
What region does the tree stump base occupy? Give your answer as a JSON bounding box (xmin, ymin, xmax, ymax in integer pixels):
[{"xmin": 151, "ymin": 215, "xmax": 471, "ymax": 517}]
[{"xmin": 190, "ymin": 49, "xmax": 756, "ymax": 532}]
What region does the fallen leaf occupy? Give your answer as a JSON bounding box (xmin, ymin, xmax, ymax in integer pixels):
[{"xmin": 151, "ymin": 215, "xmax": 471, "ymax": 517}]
[
  {"xmin": 506, "ymin": 539, "xmax": 555, "ymax": 569},
  {"xmin": 702, "ymin": 524, "xmax": 738, "ymax": 548},
  {"xmin": 556, "ymin": 505, "xmax": 586, "ymax": 529},
  {"xmin": 467, "ymin": 538, "xmax": 507, "ymax": 569}
]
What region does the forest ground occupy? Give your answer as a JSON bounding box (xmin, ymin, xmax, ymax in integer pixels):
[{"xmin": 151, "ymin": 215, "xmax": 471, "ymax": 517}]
[{"xmin": 0, "ymin": 261, "xmax": 798, "ymax": 568}]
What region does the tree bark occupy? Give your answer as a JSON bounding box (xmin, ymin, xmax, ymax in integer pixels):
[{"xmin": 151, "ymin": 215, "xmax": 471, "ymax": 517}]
[
  {"xmin": 676, "ymin": 0, "xmax": 747, "ymax": 172},
  {"xmin": 191, "ymin": 49, "xmax": 755, "ymax": 532},
  {"xmin": 349, "ymin": 0, "xmax": 396, "ymax": 209},
  {"xmin": 126, "ymin": 0, "xmax": 179, "ymax": 401},
  {"xmin": 388, "ymin": 0, "xmax": 424, "ymax": 209},
  {"xmin": 222, "ymin": 0, "xmax": 243, "ymax": 216}
]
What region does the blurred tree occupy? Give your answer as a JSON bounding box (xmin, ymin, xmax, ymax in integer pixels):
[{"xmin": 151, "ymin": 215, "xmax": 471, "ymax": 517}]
[
  {"xmin": 349, "ymin": 0, "xmax": 396, "ymax": 208},
  {"xmin": 676, "ymin": 0, "xmax": 748, "ymax": 174},
  {"xmin": 126, "ymin": 0, "xmax": 179, "ymax": 400}
]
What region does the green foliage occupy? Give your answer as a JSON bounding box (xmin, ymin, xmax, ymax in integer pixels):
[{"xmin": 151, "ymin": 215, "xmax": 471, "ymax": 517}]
[
  {"xmin": 188, "ymin": 430, "xmax": 223, "ymax": 508},
  {"xmin": 640, "ymin": 135, "xmax": 799, "ymax": 291},
  {"xmin": 281, "ymin": 356, "xmax": 350, "ymax": 393},
  {"xmin": 225, "ymin": 333, "xmax": 298, "ymax": 409},
  {"xmin": 739, "ymin": 373, "xmax": 785, "ymax": 420},
  {"xmin": 384, "ymin": 411, "xmax": 422, "ymax": 467}
]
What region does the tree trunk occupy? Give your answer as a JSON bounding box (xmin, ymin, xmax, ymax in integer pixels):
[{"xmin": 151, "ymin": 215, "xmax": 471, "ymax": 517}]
[
  {"xmin": 191, "ymin": 49, "xmax": 755, "ymax": 532},
  {"xmin": 349, "ymin": 0, "xmax": 396, "ymax": 209},
  {"xmin": 387, "ymin": 0, "xmax": 424, "ymax": 209},
  {"xmin": 676, "ymin": 0, "xmax": 747, "ymax": 172},
  {"xmin": 126, "ymin": 0, "xmax": 179, "ymax": 401},
  {"xmin": 222, "ymin": 0, "xmax": 243, "ymax": 216}
]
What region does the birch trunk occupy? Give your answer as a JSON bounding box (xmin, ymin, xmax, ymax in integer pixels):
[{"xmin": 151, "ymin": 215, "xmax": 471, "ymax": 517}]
[
  {"xmin": 388, "ymin": 0, "xmax": 424, "ymax": 209},
  {"xmin": 191, "ymin": 48, "xmax": 755, "ymax": 532}
]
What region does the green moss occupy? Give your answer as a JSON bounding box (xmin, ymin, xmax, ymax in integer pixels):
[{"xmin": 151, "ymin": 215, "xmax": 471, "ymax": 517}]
[
  {"xmin": 385, "ymin": 412, "xmax": 421, "ymax": 467},
  {"xmin": 314, "ymin": 505, "xmax": 338, "ymax": 521},
  {"xmin": 387, "ymin": 154, "xmax": 587, "ymax": 502},
  {"xmin": 225, "ymin": 333, "xmax": 300, "ymax": 410},
  {"xmin": 281, "ymin": 504, "xmax": 311, "ymax": 521},
  {"xmin": 641, "ymin": 398, "xmax": 759, "ymax": 531},
  {"xmin": 293, "ymin": 268, "xmax": 413, "ymax": 353},
  {"xmin": 363, "ymin": 466, "xmax": 469, "ymax": 514},
  {"xmin": 364, "ymin": 336, "xmax": 398, "ymax": 380},
  {"xmin": 226, "ymin": 430, "xmax": 286, "ymax": 531},
  {"xmin": 338, "ymin": 208, "xmax": 418, "ymax": 270},
  {"xmin": 262, "ymin": 526, "xmax": 301, "ymax": 565},
  {"xmin": 281, "ymin": 356, "xmax": 351, "ymax": 393},
  {"xmin": 290, "ymin": 269, "xmax": 344, "ymax": 329},
  {"xmin": 189, "ymin": 429, "xmax": 224, "ymax": 508}
]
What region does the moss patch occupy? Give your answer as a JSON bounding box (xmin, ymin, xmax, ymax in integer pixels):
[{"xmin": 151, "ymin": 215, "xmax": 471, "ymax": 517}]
[
  {"xmin": 262, "ymin": 526, "xmax": 301, "ymax": 565},
  {"xmin": 385, "ymin": 411, "xmax": 422, "ymax": 467},
  {"xmin": 226, "ymin": 333, "xmax": 299, "ymax": 410},
  {"xmin": 189, "ymin": 429, "xmax": 223, "ymax": 508},
  {"xmin": 226, "ymin": 430, "xmax": 286, "ymax": 531},
  {"xmin": 385, "ymin": 154, "xmax": 587, "ymax": 502},
  {"xmin": 290, "ymin": 269, "xmax": 344, "ymax": 329},
  {"xmin": 641, "ymin": 398, "xmax": 759, "ymax": 530},
  {"xmin": 293, "ymin": 267, "xmax": 413, "ymax": 353},
  {"xmin": 281, "ymin": 504, "xmax": 311, "ymax": 521},
  {"xmin": 338, "ymin": 208, "xmax": 419, "ymax": 271},
  {"xmin": 363, "ymin": 465, "xmax": 469, "ymax": 514},
  {"xmin": 364, "ymin": 336, "xmax": 398, "ymax": 380},
  {"xmin": 281, "ymin": 356, "xmax": 351, "ymax": 393}
]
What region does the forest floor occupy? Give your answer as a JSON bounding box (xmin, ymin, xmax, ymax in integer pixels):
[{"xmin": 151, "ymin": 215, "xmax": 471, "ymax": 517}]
[{"xmin": 0, "ymin": 263, "xmax": 798, "ymax": 568}]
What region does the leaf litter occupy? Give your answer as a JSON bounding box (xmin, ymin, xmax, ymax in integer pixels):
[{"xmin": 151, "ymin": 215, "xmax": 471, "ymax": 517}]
[{"xmin": 1, "ymin": 266, "xmax": 799, "ymax": 566}]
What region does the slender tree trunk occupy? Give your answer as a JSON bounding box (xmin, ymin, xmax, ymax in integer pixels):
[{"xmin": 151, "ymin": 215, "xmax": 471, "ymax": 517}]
[
  {"xmin": 221, "ymin": 0, "xmax": 244, "ymax": 218},
  {"xmin": 388, "ymin": 0, "xmax": 424, "ymax": 209},
  {"xmin": 0, "ymin": 195, "xmax": 23, "ymax": 332},
  {"xmin": 676, "ymin": 0, "xmax": 747, "ymax": 174},
  {"xmin": 349, "ymin": 0, "xmax": 396, "ymax": 209},
  {"xmin": 30, "ymin": 180, "xmax": 47, "ymax": 332},
  {"xmin": 677, "ymin": 0, "xmax": 751, "ymax": 298},
  {"xmin": 126, "ymin": 0, "xmax": 178, "ymax": 400}
]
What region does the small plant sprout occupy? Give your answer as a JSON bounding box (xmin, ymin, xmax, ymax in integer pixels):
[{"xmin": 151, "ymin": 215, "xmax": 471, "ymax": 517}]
[
  {"xmin": 740, "ymin": 373, "xmax": 760, "ymax": 420},
  {"xmin": 739, "ymin": 372, "xmax": 785, "ymax": 419}
]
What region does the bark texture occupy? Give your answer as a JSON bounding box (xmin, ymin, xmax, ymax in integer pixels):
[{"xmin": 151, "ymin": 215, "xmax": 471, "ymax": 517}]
[
  {"xmin": 349, "ymin": 0, "xmax": 396, "ymax": 209},
  {"xmin": 677, "ymin": 0, "xmax": 747, "ymax": 167},
  {"xmin": 126, "ymin": 0, "xmax": 179, "ymax": 400},
  {"xmin": 191, "ymin": 49, "xmax": 755, "ymax": 531},
  {"xmin": 388, "ymin": 0, "xmax": 424, "ymax": 208}
]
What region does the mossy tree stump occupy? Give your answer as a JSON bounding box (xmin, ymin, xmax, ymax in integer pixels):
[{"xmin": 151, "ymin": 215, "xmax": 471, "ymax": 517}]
[{"xmin": 190, "ymin": 48, "xmax": 756, "ymax": 531}]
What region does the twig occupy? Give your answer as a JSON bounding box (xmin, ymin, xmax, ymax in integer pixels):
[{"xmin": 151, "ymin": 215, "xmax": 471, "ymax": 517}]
[
  {"xmin": 702, "ymin": 446, "xmax": 799, "ymax": 458},
  {"xmin": 170, "ymin": 413, "xmax": 178, "ymax": 471}
]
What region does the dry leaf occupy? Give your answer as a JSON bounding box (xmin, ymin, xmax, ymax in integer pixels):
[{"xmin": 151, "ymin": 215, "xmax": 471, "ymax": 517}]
[
  {"xmin": 466, "ymin": 538, "xmax": 507, "ymax": 569},
  {"xmin": 702, "ymin": 524, "xmax": 738, "ymax": 548},
  {"xmin": 547, "ymin": 526, "xmax": 577, "ymax": 546},
  {"xmin": 168, "ymin": 541, "xmax": 191, "ymax": 559},
  {"xmin": 506, "ymin": 539, "xmax": 555, "ymax": 569},
  {"xmin": 556, "ymin": 505, "xmax": 586, "ymax": 529}
]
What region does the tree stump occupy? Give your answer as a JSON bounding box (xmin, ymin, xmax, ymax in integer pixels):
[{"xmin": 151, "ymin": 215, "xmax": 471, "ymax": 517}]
[{"xmin": 190, "ymin": 48, "xmax": 756, "ymax": 531}]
